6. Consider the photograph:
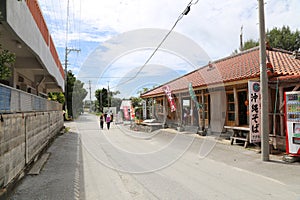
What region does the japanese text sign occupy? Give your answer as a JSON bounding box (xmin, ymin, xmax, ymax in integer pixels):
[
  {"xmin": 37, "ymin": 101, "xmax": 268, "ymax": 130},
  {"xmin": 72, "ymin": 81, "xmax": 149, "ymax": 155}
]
[
  {"xmin": 162, "ymin": 85, "xmax": 176, "ymax": 112},
  {"xmin": 248, "ymin": 81, "xmax": 261, "ymax": 143}
]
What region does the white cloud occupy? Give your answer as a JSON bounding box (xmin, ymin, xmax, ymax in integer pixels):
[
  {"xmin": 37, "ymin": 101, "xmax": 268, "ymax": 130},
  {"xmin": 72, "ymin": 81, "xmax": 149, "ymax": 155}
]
[{"xmin": 38, "ymin": 0, "xmax": 300, "ymax": 99}]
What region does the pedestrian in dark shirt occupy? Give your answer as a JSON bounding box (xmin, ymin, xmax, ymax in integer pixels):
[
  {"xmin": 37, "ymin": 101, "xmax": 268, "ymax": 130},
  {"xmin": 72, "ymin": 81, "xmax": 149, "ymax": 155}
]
[
  {"xmin": 106, "ymin": 114, "xmax": 111, "ymax": 130},
  {"xmin": 100, "ymin": 113, "xmax": 104, "ymax": 129}
]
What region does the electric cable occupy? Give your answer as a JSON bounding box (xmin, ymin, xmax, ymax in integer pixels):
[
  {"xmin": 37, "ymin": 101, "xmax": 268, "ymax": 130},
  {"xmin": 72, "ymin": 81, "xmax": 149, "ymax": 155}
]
[{"xmin": 111, "ymin": 0, "xmax": 200, "ymax": 89}]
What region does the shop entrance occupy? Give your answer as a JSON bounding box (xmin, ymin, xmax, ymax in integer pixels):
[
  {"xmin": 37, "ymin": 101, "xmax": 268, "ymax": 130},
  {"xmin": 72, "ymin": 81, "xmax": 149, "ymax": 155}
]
[
  {"xmin": 182, "ymin": 98, "xmax": 191, "ymax": 125},
  {"xmin": 238, "ymin": 91, "xmax": 248, "ymax": 125}
]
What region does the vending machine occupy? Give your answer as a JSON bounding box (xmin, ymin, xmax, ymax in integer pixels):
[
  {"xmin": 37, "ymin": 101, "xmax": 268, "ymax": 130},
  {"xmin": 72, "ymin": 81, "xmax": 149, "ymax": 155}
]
[{"xmin": 285, "ymin": 91, "xmax": 300, "ymax": 156}]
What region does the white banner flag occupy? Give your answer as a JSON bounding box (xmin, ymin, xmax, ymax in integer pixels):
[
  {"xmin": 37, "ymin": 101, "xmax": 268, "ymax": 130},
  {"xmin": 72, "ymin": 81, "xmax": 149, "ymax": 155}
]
[{"xmin": 248, "ymin": 81, "xmax": 261, "ymax": 143}]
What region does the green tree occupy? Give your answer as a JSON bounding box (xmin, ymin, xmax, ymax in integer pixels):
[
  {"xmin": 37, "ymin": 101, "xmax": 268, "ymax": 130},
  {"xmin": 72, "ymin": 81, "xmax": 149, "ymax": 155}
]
[
  {"xmin": 267, "ymin": 26, "xmax": 300, "ymax": 51},
  {"xmin": 66, "ymin": 71, "xmax": 76, "ymax": 115},
  {"xmin": 232, "ymin": 39, "xmax": 259, "ymax": 55},
  {"xmin": 95, "ymin": 88, "xmax": 107, "ymax": 112},
  {"xmin": 137, "ymin": 87, "xmax": 150, "ymax": 95},
  {"xmin": 111, "ymin": 97, "xmax": 122, "ymax": 111},
  {"xmin": 95, "ymin": 88, "xmax": 120, "ymax": 112},
  {"xmin": 0, "ymin": 44, "xmax": 16, "ymax": 82},
  {"xmin": 72, "ymin": 79, "xmax": 88, "ymax": 117},
  {"xmin": 48, "ymin": 92, "xmax": 65, "ymax": 104},
  {"xmin": 243, "ymin": 39, "xmax": 259, "ymax": 50},
  {"xmin": 130, "ymin": 96, "xmax": 143, "ymax": 108},
  {"xmin": 66, "ymin": 71, "xmax": 87, "ymax": 118}
]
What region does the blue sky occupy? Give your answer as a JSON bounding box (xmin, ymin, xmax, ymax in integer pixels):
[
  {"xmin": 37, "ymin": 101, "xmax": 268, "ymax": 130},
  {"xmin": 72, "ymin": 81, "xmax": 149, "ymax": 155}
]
[{"xmin": 38, "ymin": 0, "xmax": 300, "ymax": 99}]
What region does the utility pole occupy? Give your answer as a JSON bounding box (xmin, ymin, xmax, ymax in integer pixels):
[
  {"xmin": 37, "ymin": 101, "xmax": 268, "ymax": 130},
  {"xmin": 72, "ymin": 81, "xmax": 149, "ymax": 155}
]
[
  {"xmin": 258, "ymin": 0, "xmax": 269, "ymax": 161},
  {"xmin": 88, "ymin": 80, "xmax": 92, "ymax": 112},
  {"xmin": 64, "ymin": 0, "xmax": 80, "ymax": 112},
  {"xmin": 64, "ymin": 47, "xmax": 80, "ymax": 112},
  {"xmin": 88, "ymin": 80, "xmax": 92, "ymax": 102},
  {"xmin": 240, "ymin": 25, "xmax": 243, "ymax": 52},
  {"xmin": 107, "ymin": 81, "xmax": 110, "ymax": 109}
]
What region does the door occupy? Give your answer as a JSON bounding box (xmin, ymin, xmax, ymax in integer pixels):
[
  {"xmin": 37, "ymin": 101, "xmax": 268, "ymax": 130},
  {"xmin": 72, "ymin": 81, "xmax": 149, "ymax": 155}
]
[
  {"xmin": 182, "ymin": 98, "xmax": 191, "ymax": 125},
  {"xmin": 238, "ymin": 91, "xmax": 248, "ymax": 125}
]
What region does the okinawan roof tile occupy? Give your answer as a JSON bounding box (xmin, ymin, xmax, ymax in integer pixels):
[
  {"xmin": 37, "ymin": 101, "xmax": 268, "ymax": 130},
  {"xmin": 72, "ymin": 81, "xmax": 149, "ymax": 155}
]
[{"xmin": 141, "ymin": 47, "xmax": 300, "ymax": 97}]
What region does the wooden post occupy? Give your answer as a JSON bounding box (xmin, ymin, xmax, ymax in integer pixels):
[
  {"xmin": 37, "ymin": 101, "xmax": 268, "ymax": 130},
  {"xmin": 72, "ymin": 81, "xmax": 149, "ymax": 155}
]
[
  {"xmin": 201, "ymin": 90, "xmax": 205, "ymax": 129},
  {"xmin": 178, "ymin": 93, "xmax": 182, "ymax": 126},
  {"xmin": 191, "ymin": 99, "xmax": 194, "ymax": 126},
  {"xmin": 162, "ymin": 96, "xmax": 166, "ymax": 126},
  {"xmin": 279, "ymin": 87, "xmax": 284, "ymax": 136},
  {"xmin": 152, "ymin": 97, "xmax": 155, "ymax": 119},
  {"xmin": 233, "ymin": 86, "xmax": 239, "ymax": 126}
]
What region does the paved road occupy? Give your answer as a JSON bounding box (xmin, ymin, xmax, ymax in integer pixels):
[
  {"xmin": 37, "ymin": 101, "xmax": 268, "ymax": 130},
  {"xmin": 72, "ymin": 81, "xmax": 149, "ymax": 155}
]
[{"xmin": 9, "ymin": 113, "xmax": 300, "ymax": 200}]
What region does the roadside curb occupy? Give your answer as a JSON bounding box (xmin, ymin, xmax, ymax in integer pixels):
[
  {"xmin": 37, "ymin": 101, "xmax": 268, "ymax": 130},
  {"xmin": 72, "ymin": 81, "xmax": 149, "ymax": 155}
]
[{"xmin": 160, "ymin": 128, "xmax": 286, "ymax": 162}]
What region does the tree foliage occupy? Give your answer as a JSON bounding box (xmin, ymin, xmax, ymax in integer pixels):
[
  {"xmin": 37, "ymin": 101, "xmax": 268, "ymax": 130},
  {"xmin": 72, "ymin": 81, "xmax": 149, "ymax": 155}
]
[
  {"xmin": 130, "ymin": 96, "xmax": 143, "ymax": 108},
  {"xmin": 111, "ymin": 97, "xmax": 122, "ymax": 110},
  {"xmin": 72, "ymin": 79, "xmax": 88, "ymax": 117},
  {"xmin": 48, "ymin": 92, "xmax": 65, "ymax": 104},
  {"xmin": 67, "ymin": 71, "xmax": 88, "ymax": 118},
  {"xmin": 0, "ymin": 44, "xmax": 16, "ymax": 81},
  {"xmin": 137, "ymin": 87, "xmax": 149, "ymax": 95},
  {"xmin": 267, "ymin": 26, "xmax": 300, "ymax": 51},
  {"xmin": 243, "ymin": 39, "xmax": 259, "ymax": 50},
  {"xmin": 95, "ymin": 88, "xmax": 108, "ymax": 112},
  {"xmin": 232, "ymin": 39, "xmax": 259, "ymax": 55},
  {"xmin": 95, "ymin": 88, "xmax": 121, "ymax": 112},
  {"xmin": 232, "ymin": 26, "xmax": 300, "ymax": 55}
]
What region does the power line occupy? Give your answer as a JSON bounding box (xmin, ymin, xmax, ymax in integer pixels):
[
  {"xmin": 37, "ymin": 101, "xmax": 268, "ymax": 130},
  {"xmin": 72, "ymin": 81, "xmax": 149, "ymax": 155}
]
[{"xmin": 112, "ymin": 0, "xmax": 199, "ymax": 89}]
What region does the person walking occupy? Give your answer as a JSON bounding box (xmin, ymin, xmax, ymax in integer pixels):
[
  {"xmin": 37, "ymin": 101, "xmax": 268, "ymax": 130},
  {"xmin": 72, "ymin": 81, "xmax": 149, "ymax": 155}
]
[
  {"xmin": 106, "ymin": 113, "xmax": 111, "ymax": 130},
  {"xmin": 100, "ymin": 113, "xmax": 104, "ymax": 129}
]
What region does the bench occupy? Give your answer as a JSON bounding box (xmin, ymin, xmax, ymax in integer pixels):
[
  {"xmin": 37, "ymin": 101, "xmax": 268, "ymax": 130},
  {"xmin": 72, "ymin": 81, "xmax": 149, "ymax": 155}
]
[
  {"xmin": 224, "ymin": 126, "xmax": 250, "ymax": 148},
  {"xmin": 140, "ymin": 122, "xmax": 163, "ymax": 132}
]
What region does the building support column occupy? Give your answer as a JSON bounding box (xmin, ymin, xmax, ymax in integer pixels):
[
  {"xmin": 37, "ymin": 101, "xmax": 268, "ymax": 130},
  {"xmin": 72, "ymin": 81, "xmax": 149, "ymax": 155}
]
[
  {"xmin": 163, "ymin": 96, "xmax": 166, "ymax": 125},
  {"xmin": 233, "ymin": 86, "xmax": 239, "ymax": 126},
  {"xmin": 201, "ymin": 90, "xmax": 205, "ymax": 130},
  {"xmin": 178, "ymin": 93, "xmax": 183, "ymax": 126},
  {"xmin": 151, "ymin": 98, "xmax": 155, "ymax": 119},
  {"xmin": 279, "ymin": 87, "xmax": 284, "ymax": 136}
]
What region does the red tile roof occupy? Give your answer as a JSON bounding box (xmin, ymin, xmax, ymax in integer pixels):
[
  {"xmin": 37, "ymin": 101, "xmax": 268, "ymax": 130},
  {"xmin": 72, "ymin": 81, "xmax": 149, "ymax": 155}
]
[{"xmin": 141, "ymin": 47, "xmax": 300, "ymax": 98}]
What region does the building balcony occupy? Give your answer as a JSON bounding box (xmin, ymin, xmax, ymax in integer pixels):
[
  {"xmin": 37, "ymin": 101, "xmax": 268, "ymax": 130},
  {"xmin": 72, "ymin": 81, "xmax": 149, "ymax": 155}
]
[{"xmin": 0, "ymin": 0, "xmax": 64, "ymax": 96}]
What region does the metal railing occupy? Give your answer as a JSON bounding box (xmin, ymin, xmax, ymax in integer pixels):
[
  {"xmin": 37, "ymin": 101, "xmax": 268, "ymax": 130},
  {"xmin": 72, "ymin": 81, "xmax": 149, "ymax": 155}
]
[{"xmin": 0, "ymin": 84, "xmax": 62, "ymax": 113}]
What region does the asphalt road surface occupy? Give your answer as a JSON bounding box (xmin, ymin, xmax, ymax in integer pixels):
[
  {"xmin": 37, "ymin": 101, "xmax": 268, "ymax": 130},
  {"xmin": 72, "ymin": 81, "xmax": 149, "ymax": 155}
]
[{"xmin": 9, "ymin": 113, "xmax": 300, "ymax": 200}]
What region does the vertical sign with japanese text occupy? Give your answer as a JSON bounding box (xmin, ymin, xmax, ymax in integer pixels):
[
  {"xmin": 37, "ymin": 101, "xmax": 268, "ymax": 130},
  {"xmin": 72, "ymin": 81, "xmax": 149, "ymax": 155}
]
[
  {"xmin": 162, "ymin": 85, "xmax": 176, "ymax": 112},
  {"xmin": 142, "ymin": 101, "xmax": 147, "ymax": 119},
  {"xmin": 248, "ymin": 81, "xmax": 261, "ymax": 143}
]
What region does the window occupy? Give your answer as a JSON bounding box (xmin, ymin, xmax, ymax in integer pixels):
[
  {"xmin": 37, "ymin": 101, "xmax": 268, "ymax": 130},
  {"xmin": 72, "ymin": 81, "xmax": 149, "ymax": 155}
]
[
  {"xmin": 227, "ymin": 93, "xmax": 235, "ymax": 126},
  {"xmin": 195, "ymin": 93, "xmax": 210, "ymax": 127}
]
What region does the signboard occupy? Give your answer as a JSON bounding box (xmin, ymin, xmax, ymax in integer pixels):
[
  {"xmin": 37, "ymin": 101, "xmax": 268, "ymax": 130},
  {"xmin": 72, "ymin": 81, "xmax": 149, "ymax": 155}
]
[
  {"xmin": 130, "ymin": 105, "xmax": 135, "ymax": 120},
  {"xmin": 188, "ymin": 83, "xmax": 201, "ymax": 111},
  {"xmin": 162, "ymin": 85, "xmax": 176, "ymax": 112},
  {"xmin": 123, "ymin": 106, "xmax": 130, "ymax": 120},
  {"xmin": 142, "ymin": 101, "xmax": 147, "ymax": 119},
  {"xmin": 248, "ymin": 81, "xmax": 261, "ymax": 143},
  {"xmin": 183, "ymin": 100, "xmax": 190, "ymax": 107}
]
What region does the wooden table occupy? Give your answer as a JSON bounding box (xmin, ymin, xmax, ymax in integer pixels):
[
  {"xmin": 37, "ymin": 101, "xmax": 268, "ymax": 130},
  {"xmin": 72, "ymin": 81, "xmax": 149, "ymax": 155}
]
[{"xmin": 224, "ymin": 126, "xmax": 250, "ymax": 148}]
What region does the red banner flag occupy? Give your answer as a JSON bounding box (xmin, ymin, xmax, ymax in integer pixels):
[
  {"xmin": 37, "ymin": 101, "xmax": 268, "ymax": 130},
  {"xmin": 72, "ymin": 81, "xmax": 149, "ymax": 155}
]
[{"xmin": 162, "ymin": 85, "xmax": 176, "ymax": 112}]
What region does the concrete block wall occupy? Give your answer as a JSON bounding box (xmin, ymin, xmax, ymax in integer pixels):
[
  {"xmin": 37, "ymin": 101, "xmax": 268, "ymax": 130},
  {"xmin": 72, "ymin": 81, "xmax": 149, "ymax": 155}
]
[
  {"xmin": 26, "ymin": 113, "xmax": 50, "ymax": 163},
  {"xmin": 0, "ymin": 111, "xmax": 63, "ymax": 188},
  {"xmin": 0, "ymin": 114, "xmax": 25, "ymax": 189}
]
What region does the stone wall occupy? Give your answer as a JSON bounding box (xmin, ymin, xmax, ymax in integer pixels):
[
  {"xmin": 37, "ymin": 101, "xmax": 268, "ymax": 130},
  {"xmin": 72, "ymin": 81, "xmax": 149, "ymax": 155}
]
[{"xmin": 0, "ymin": 111, "xmax": 63, "ymax": 188}]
